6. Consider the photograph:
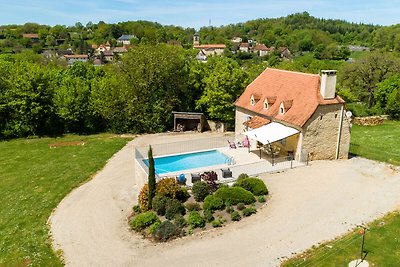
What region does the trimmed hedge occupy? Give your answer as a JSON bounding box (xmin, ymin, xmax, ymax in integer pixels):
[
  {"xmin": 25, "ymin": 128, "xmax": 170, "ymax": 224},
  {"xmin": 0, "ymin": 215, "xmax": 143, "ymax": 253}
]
[
  {"xmin": 214, "ymin": 187, "xmax": 256, "ymax": 205},
  {"xmin": 188, "ymin": 211, "xmax": 205, "ymax": 228},
  {"xmin": 203, "ymin": 195, "xmax": 225, "ymax": 211},
  {"xmin": 131, "ymin": 211, "xmax": 160, "ymax": 231},
  {"xmin": 234, "ymin": 177, "xmax": 268, "ymax": 196},
  {"xmin": 192, "ymin": 181, "xmax": 210, "ymax": 201}
]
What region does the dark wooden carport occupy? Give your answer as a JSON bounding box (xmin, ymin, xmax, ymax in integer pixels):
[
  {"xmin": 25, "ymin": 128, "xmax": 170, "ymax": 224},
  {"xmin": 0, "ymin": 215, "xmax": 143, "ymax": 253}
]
[{"xmin": 172, "ymin": 111, "xmax": 206, "ymax": 132}]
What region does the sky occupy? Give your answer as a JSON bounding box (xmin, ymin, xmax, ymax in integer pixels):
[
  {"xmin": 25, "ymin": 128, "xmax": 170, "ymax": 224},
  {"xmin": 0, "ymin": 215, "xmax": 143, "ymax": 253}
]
[{"xmin": 0, "ymin": 0, "xmax": 400, "ymax": 28}]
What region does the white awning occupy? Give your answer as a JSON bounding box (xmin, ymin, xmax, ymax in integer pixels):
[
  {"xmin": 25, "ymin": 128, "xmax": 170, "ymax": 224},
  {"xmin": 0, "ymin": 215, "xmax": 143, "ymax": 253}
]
[{"xmin": 245, "ymin": 122, "xmax": 299, "ymax": 144}]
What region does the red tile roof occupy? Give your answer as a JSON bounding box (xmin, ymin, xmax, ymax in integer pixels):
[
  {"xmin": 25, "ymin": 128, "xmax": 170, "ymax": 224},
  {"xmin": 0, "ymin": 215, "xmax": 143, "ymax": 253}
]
[
  {"xmin": 253, "ymin": 44, "xmax": 270, "ymax": 51},
  {"xmin": 22, "ymin": 33, "xmax": 39, "ymax": 38},
  {"xmin": 194, "ymin": 44, "xmax": 226, "ymax": 49},
  {"xmin": 64, "ymin": 54, "xmax": 88, "ymax": 59},
  {"xmin": 243, "ymin": 116, "xmax": 271, "ymax": 129},
  {"xmin": 235, "ymin": 68, "xmax": 345, "ymax": 127}
]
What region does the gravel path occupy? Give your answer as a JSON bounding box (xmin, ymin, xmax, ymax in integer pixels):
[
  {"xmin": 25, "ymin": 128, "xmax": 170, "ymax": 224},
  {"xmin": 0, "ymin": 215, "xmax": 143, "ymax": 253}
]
[{"xmin": 49, "ymin": 133, "xmax": 400, "ymax": 266}]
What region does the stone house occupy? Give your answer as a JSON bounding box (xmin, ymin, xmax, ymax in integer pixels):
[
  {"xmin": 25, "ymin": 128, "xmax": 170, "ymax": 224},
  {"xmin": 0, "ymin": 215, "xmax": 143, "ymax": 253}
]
[
  {"xmin": 252, "ymin": 44, "xmax": 272, "ymax": 57},
  {"xmin": 239, "ymin": 42, "xmax": 250, "ymax": 53},
  {"xmin": 117, "ymin": 35, "xmax": 136, "ymax": 45},
  {"xmin": 193, "ymin": 44, "xmax": 226, "ymax": 56},
  {"xmin": 234, "ymin": 68, "xmax": 351, "ymax": 161},
  {"xmin": 63, "ymin": 54, "xmax": 89, "ymax": 65}
]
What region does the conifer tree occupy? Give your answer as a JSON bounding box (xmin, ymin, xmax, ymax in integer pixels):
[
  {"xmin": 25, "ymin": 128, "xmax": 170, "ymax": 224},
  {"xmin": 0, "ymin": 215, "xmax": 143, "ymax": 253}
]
[{"xmin": 148, "ymin": 145, "xmax": 156, "ymax": 209}]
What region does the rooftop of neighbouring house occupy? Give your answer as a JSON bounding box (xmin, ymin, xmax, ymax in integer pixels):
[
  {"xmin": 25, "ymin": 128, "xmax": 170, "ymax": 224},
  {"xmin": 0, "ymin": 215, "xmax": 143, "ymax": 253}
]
[{"xmin": 235, "ymin": 68, "xmax": 345, "ymax": 127}]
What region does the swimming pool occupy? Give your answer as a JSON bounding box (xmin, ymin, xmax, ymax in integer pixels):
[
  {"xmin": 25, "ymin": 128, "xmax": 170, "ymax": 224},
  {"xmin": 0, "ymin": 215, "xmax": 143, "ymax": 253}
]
[{"xmin": 143, "ymin": 150, "xmax": 230, "ymax": 174}]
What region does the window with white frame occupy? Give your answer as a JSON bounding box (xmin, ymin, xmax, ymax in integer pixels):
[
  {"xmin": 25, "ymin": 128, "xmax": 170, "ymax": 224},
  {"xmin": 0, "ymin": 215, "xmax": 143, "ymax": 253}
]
[{"xmin": 250, "ymin": 95, "xmax": 255, "ymax": 106}]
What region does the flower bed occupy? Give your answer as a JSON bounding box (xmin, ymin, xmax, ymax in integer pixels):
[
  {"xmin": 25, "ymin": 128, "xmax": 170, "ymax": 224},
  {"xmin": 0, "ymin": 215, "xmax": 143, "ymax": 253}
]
[{"xmin": 129, "ymin": 175, "xmax": 269, "ymax": 242}]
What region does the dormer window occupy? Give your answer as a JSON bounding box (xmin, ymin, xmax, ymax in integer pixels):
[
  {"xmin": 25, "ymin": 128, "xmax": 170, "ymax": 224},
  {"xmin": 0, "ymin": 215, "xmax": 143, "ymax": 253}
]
[
  {"xmin": 264, "ymin": 99, "xmax": 268, "ymax": 109},
  {"xmin": 250, "ymin": 93, "xmax": 261, "ymax": 106},
  {"xmin": 264, "ymin": 96, "xmax": 276, "ymax": 110},
  {"xmin": 280, "ymin": 100, "xmax": 293, "ymax": 115}
]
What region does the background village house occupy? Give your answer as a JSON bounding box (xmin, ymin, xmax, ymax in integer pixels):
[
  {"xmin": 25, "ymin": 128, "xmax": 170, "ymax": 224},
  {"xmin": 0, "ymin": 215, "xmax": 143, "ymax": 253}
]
[{"xmin": 234, "ymin": 68, "xmax": 351, "ymax": 161}]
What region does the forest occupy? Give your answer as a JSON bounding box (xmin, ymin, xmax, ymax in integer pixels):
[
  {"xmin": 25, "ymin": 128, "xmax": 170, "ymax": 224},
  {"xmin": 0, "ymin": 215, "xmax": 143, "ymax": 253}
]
[{"xmin": 1, "ymin": 12, "xmax": 400, "ymax": 139}]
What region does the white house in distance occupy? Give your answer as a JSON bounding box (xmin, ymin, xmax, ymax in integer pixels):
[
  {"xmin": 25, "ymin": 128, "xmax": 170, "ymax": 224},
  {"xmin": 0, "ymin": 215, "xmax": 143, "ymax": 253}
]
[
  {"xmin": 63, "ymin": 54, "xmax": 89, "ymax": 65},
  {"xmin": 117, "ymin": 35, "xmax": 137, "ymax": 45},
  {"xmin": 234, "ymin": 68, "xmax": 351, "ymax": 161}
]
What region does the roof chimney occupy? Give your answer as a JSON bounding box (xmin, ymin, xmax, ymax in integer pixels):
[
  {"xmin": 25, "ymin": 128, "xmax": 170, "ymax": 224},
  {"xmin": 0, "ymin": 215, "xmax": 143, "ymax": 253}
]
[{"xmin": 320, "ymin": 70, "xmax": 337, "ymax": 99}]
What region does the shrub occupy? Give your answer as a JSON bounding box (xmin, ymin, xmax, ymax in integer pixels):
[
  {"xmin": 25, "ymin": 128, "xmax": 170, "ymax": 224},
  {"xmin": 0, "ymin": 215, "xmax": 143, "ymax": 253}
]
[
  {"xmin": 153, "ymin": 220, "xmax": 180, "ymax": 242},
  {"xmin": 236, "ymin": 202, "xmax": 245, "ymax": 211},
  {"xmin": 242, "ymin": 207, "xmax": 257, "ymax": 217},
  {"xmin": 176, "ymin": 186, "xmax": 190, "ymax": 202},
  {"xmin": 203, "ymin": 209, "xmax": 214, "ymax": 223},
  {"xmin": 138, "ymin": 184, "xmax": 150, "ymax": 212},
  {"xmin": 201, "ymin": 171, "xmax": 218, "ymax": 192},
  {"xmin": 231, "ymin": 211, "xmax": 241, "ymax": 221},
  {"xmin": 148, "ymin": 221, "xmax": 161, "ymax": 235},
  {"xmin": 131, "ymin": 211, "xmax": 160, "ymax": 231},
  {"xmin": 234, "ymin": 177, "xmax": 268, "ymax": 196},
  {"xmin": 203, "ymin": 195, "xmax": 225, "ymax": 211},
  {"xmin": 186, "ymin": 202, "xmax": 201, "ymax": 211},
  {"xmin": 212, "ymin": 220, "xmax": 223, "ymax": 228},
  {"xmin": 238, "ymin": 173, "xmax": 250, "ymax": 180},
  {"xmin": 156, "ymin": 178, "xmax": 181, "ymax": 199},
  {"xmin": 258, "ymin": 195, "xmax": 266, "ymax": 203},
  {"xmin": 165, "ymin": 198, "xmax": 186, "ymax": 220},
  {"xmin": 152, "ymin": 195, "xmax": 169, "ymax": 216},
  {"xmin": 188, "ymin": 211, "xmax": 205, "ymax": 228},
  {"xmin": 132, "ymin": 204, "xmax": 141, "ymax": 214},
  {"xmin": 192, "ymin": 181, "xmax": 210, "ymax": 202},
  {"xmin": 225, "ymin": 205, "xmax": 234, "ymax": 214},
  {"xmin": 214, "ymin": 187, "xmax": 255, "ymax": 205},
  {"xmin": 148, "ymin": 146, "xmax": 156, "ymax": 209},
  {"xmin": 174, "ymin": 214, "xmax": 187, "ymax": 229}
]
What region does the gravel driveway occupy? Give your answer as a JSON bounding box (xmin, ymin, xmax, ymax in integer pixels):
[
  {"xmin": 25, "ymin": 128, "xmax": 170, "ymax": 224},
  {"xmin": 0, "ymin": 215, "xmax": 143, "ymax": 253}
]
[{"xmin": 49, "ymin": 133, "xmax": 400, "ymax": 266}]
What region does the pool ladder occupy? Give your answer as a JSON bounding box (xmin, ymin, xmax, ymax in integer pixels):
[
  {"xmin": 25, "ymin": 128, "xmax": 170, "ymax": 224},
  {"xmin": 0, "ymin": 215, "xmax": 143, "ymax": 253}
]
[{"xmin": 226, "ymin": 156, "xmax": 235, "ymax": 165}]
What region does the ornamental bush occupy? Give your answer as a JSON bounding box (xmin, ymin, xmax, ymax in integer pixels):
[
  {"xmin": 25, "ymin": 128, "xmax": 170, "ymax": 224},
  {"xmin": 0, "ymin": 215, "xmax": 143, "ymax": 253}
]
[
  {"xmin": 231, "ymin": 211, "xmax": 241, "ymax": 221},
  {"xmin": 165, "ymin": 198, "xmax": 186, "ymax": 220},
  {"xmin": 130, "ymin": 211, "xmax": 160, "ymax": 231},
  {"xmin": 212, "ymin": 220, "xmax": 223, "ymax": 228},
  {"xmin": 234, "ymin": 177, "xmax": 268, "ymax": 196},
  {"xmin": 148, "ymin": 221, "xmax": 161, "ymax": 235},
  {"xmin": 203, "ymin": 195, "xmax": 225, "ymax": 211},
  {"xmin": 236, "ymin": 202, "xmax": 245, "ymax": 211},
  {"xmin": 153, "ymin": 220, "xmax": 180, "ymax": 242},
  {"xmin": 138, "ymin": 184, "xmax": 150, "ymax": 212},
  {"xmin": 185, "ymin": 202, "xmax": 201, "ymax": 211},
  {"xmin": 174, "ymin": 214, "xmax": 187, "ymax": 229},
  {"xmin": 237, "ymin": 173, "xmax": 250, "ymax": 180},
  {"xmin": 156, "ymin": 178, "xmax": 181, "ymax": 199},
  {"xmin": 176, "ymin": 186, "xmax": 190, "ymax": 202},
  {"xmin": 192, "ymin": 181, "xmax": 210, "ymax": 202},
  {"xmin": 188, "ymin": 211, "xmax": 206, "ymax": 228},
  {"xmin": 203, "ymin": 209, "xmax": 214, "ymax": 223},
  {"xmin": 214, "ymin": 187, "xmax": 255, "ymax": 205},
  {"xmin": 242, "ymin": 207, "xmax": 257, "ymax": 217},
  {"xmin": 258, "ymin": 195, "xmax": 266, "ymax": 203},
  {"xmin": 152, "ymin": 195, "xmax": 169, "ymax": 216}
]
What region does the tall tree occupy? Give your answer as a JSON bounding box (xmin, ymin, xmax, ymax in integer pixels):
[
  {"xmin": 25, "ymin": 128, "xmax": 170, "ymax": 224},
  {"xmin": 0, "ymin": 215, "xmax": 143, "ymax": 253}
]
[
  {"xmin": 340, "ymin": 51, "xmax": 400, "ymax": 108},
  {"xmin": 148, "ymin": 145, "xmax": 156, "ymax": 209}
]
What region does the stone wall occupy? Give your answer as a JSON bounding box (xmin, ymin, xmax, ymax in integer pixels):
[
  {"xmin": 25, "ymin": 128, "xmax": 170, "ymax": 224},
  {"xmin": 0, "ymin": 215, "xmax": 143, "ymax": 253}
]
[
  {"xmin": 302, "ymin": 104, "xmax": 351, "ymax": 160},
  {"xmin": 234, "ymin": 107, "xmax": 264, "ymax": 135},
  {"xmin": 352, "ymin": 115, "xmax": 388, "ymax": 126}
]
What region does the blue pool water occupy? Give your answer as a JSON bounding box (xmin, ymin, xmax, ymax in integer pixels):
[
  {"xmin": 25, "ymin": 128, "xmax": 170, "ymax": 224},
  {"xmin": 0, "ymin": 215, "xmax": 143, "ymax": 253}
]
[{"xmin": 143, "ymin": 150, "xmax": 230, "ymax": 174}]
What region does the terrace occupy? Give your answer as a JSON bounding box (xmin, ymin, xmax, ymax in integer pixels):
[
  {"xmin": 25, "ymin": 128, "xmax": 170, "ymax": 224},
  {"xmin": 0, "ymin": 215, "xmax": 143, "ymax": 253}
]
[{"xmin": 134, "ymin": 134, "xmax": 307, "ymax": 186}]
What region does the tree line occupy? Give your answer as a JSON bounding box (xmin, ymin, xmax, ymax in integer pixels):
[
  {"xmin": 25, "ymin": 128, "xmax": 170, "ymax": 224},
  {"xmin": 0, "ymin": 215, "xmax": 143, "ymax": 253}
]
[{"xmin": 0, "ymin": 46, "xmax": 251, "ymax": 139}]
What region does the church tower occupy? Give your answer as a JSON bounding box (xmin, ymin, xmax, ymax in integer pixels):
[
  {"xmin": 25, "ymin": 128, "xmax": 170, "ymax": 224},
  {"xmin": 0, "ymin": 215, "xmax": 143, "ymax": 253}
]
[{"xmin": 193, "ymin": 32, "xmax": 200, "ymax": 46}]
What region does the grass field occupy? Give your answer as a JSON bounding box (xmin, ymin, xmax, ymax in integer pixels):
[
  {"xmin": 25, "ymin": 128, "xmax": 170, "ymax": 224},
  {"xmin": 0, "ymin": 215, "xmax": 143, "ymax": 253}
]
[
  {"xmin": 0, "ymin": 134, "xmax": 131, "ymax": 266},
  {"xmin": 283, "ymin": 120, "xmax": 400, "ymax": 266},
  {"xmin": 350, "ymin": 120, "xmax": 400, "ymax": 166}
]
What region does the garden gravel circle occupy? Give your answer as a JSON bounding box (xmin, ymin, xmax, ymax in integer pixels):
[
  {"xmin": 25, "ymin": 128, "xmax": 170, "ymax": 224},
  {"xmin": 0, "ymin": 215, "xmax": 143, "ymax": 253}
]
[{"xmin": 49, "ymin": 132, "xmax": 400, "ymax": 267}]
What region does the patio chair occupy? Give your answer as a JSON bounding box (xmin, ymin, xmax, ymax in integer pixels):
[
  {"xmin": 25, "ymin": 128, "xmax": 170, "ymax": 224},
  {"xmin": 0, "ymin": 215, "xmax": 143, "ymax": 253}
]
[
  {"xmin": 227, "ymin": 140, "xmax": 237, "ymax": 149},
  {"xmin": 242, "ymin": 136, "xmax": 250, "ymax": 148},
  {"xmin": 221, "ymin": 168, "xmax": 232, "ymax": 178},
  {"xmin": 191, "ymin": 173, "xmax": 201, "ymax": 184}
]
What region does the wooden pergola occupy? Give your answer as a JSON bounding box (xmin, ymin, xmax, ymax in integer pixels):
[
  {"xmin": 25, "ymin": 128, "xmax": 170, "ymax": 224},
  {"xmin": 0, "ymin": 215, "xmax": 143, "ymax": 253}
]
[{"xmin": 172, "ymin": 111, "xmax": 206, "ymax": 132}]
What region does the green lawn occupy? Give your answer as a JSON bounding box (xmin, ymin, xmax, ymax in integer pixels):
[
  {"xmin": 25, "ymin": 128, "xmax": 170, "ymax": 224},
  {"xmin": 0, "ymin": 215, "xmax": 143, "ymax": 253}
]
[
  {"xmin": 0, "ymin": 134, "xmax": 131, "ymax": 266},
  {"xmin": 350, "ymin": 120, "xmax": 400, "ymax": 165},
  {"xmin": 283, "ymin": 120, "xmax": 400, "ymax": 266}
]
